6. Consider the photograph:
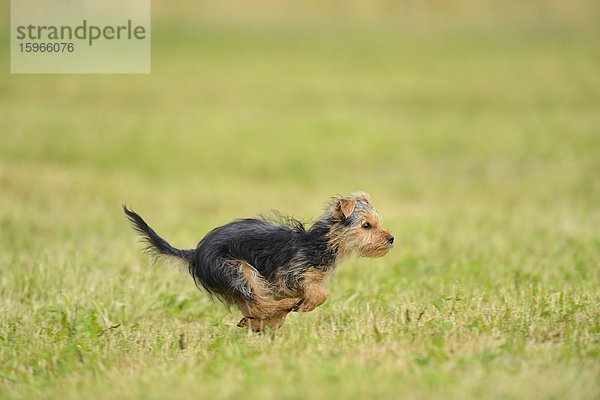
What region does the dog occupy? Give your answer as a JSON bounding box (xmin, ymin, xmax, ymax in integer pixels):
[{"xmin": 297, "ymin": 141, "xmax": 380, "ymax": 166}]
[{"xmin": 124, "ymin": 191, "xmax": 393, "ymax": 331}]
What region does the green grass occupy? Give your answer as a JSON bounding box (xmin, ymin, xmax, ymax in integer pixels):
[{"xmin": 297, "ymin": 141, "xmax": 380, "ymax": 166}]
[{"xmin": 1, "ymin": 3, "xmax": 600, "ymax": 399}]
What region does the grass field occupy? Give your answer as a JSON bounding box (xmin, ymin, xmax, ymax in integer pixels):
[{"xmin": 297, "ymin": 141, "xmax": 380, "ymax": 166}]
[{"xmin": 1, "ymin": 1, "xmax": 600, "ymax": 399}]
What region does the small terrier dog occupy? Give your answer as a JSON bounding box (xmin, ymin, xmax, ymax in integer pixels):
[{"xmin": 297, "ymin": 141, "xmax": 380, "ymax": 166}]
[{"xmin": 124, "ymin": 192, "xmax": 393, "ymax": 331}]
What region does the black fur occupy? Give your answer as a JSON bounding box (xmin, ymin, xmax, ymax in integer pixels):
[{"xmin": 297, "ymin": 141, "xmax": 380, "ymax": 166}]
[{"xmin": 123, "ymin": 206, "xmax": 339, "ymax": 304}]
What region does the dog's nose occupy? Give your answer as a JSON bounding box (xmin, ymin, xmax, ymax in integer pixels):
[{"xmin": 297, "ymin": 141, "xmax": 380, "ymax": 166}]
[{"xmin": 387, "ymin": 235, "xmax": 394, "ymax": 244}]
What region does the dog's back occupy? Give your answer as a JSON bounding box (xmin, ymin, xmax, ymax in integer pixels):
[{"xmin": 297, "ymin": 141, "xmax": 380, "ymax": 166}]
[{"xmin": 194, "ymin": 218, "xmax": 302, "ymax": 280}]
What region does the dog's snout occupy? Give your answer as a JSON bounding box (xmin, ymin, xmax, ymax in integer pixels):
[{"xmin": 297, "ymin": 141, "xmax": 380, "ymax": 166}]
[{"xmin": 386, "ymin": 235, "xmax": 394, "ymax": 244}]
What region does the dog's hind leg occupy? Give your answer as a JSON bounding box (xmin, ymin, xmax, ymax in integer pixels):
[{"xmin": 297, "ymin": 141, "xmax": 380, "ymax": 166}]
[{"xmin": 233, "ymin": 261, "xmax": 302, "ymax": 331}]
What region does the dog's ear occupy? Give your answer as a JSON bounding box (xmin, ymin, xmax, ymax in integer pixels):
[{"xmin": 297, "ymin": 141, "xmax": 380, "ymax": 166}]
[
  {"xmin": 353, "ymin": 191, "xmax": 371, "ymax": 205},
  {"xmin": 333, "ymin": 197, "xmax": 357, "ymax": 220}
]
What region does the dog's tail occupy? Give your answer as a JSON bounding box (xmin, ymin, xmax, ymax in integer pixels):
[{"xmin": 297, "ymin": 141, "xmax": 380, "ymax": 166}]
[{"xmin": 123, "ymin": 206, "xmax": 194, "ymax": 262}]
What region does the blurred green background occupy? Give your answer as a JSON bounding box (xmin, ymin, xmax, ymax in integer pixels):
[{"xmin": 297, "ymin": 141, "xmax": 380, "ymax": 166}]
[{"xmin": 1, "ymin": 1, "xmax": 599, "ymax": 399}]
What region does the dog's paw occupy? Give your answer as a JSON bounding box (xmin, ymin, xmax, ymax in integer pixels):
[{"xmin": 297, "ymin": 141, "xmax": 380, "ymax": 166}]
[
  {"xmin": 290, "ymin": 299, "xmax": 304, "ymax": 312},
  {"xmin": 298, "ymin": 299, "xmax": 320, "ymax": 312},
  {"xmin": 238, "ymin": 316, "xmax": 267, "ymax": 332}
]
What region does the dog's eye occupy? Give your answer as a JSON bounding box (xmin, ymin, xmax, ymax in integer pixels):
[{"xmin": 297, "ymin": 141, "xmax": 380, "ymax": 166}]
[{"xmin": 362, "ymin": 222, "xmax": 371, "ymax": 229}]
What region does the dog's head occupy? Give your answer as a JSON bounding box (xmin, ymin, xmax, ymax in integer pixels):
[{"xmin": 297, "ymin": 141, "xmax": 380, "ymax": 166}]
[{"xmin": 327, "ymin": 192, "xmax": 394, "ymax": 258}]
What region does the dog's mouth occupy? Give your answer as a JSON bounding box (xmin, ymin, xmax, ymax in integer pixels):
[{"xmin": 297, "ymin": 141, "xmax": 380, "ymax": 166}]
[{"xmin": 361, "ymin": 243, "xmax": 393, "ymax": 258}]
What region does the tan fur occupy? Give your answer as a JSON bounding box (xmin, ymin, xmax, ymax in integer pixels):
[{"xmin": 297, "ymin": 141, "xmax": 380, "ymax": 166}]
[
  {"xmin": 329, "ymin": 207, "xmax": 392, "ymax": 258},
  {"xmin": 235, "ymin": 261, "xmax": 302, "ymax": 331},
  {"xmin": 334, "ymin": 197, "xmax": 357, "ymax": 219},
  {"xmin": 353, "ymin": 191, "xmax": 372, "ymax": 204},
  {"xmin": 297, "ymin": 268, "xmax": 329, "ymax": 312}
]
